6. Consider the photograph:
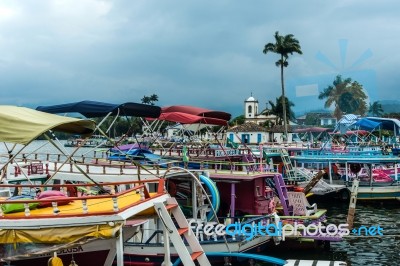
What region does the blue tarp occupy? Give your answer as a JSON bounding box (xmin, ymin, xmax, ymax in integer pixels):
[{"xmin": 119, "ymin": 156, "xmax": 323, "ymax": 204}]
[
  {"xmin": 36, "ymin": 100, "xmax": 161, "ymax": 118},
  {"xmin": 353, "ymin": 118, "xmax": 381, "ymax": 130},
  {"xmin": 365, "ymin": 117, "xmax": 400, "ymax": 134},
  {"xmin": 353, "ymin": 117, "xmax": 400, "ymax": 135}
]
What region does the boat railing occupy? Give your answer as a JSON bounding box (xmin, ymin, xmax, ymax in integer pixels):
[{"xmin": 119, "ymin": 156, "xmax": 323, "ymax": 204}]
[
  {"xmin": 13, "ymin": 146, "xmax": 263, "ymax": 163},
  {"xmin": 298, "ymin": 148, "xmax": 398, "ymax": 158},
  {"xmin": 261, "ymin": 142, "xmax": 314, "ymax": 148},
  {"xmin": 5, "ymin": 150, "xmax": 282, "ymax": 178},
  {"xmin": 0, "ymin": 178, "xmax": 164, "ymax": 218},
  {"xmin": 12, "ymin": 151, "xmax": 110, "ymax": 163},
  {"xmin": 8, "ymin": 160, "xmax": 142, "ymax": 177},
  {"xmin": 294, "ymin": 167, "xmax": 315, "ymax": 181}
]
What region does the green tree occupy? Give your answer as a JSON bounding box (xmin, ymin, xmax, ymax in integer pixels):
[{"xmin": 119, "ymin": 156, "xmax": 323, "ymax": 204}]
[
  {"xmin": 318, "ymin": 75, "xmax": 368, "ymax": 120},
  {"xmin": 141, "ymin": 94, "xmax": 159, "ymax": 105},
  {"xmin": 229, "ymin": 115, "xmax": 245, "ymax": 126},
  {"xmin": 369, "ymin": 101, "xmax": 384, "ymax": 117},
  {"xmin": 268, "ymin": 96, "xmax": 295, "ymax": 126},
  {"xmin": 383, "ymin": 112, "xmax": 400, "ymax": 120},
  {"xmin": 263, "ymin": 31, "xmax": 302, "ymax": 138},
  {"xmin": 304, "ymin": 113, "xmax": 320, "ymax": 126}
]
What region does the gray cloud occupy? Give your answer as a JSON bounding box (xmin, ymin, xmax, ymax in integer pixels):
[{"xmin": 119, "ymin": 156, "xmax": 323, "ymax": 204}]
[{"xmin": 1, "ymin": 0, "xmax": 399, "ymax": 117}]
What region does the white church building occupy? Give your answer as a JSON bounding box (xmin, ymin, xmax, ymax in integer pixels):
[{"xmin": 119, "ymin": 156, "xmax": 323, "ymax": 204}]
[
  {"xmin": 244, "ymin": 95, "xmax": 276, "ymax": 125},
  {"xmin": 227, "ymin": 94, "xmax": 297, "ymax": 144}
]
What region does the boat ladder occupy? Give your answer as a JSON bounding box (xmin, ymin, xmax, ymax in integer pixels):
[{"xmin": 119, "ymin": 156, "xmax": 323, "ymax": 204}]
[
  {"xmin": 154, "ymin": 197, "xmax": 211, "ymax": 266},
  {"xmin": 278, "ymin": 149, "xmax": 298, "ymax": 181},
  {"xmin": 273, "ymin": 174, "xmax": 293, "ymax": 216},
  {"xmin": 242, "ymin": 153, "xmax": 256, "ymax": 172}
]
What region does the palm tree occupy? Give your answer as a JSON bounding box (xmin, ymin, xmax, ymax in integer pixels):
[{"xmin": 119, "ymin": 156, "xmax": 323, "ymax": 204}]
[
  {"xmin": 268, "ymin": 96, "xmax": 295, "ymax": 126},
  {"xmin": 263, "ymin": 31, "xmax": 302, "ymax": 139},
  {"xmin": 141, "ymin": 94, "xmax": 159, "ymax": 105},
  {"xmin": 149, "ymin": 94, "xmax": 159, "ymax": 105},
  {"xmin": 318, "ymin": 75, "xmax": 368, "ymax": 120},
  {"xmin": 369, "ymin": 101, "xmax": 384, "ymax": 117}
]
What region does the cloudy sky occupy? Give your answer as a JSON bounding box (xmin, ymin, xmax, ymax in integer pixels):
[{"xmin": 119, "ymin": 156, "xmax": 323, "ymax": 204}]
[{"xmin": 1, "ymin": 0, "xmax": 399, "ymax": 118}]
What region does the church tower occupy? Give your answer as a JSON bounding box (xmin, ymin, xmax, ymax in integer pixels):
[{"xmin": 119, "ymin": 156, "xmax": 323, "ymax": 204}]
[{"xmin": 244, "ymin": 93, "xmax": 259, "ymax": 120}]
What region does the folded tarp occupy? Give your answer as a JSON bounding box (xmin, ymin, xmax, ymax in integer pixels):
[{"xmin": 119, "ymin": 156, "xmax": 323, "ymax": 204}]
[{"xmin": 37, "ymin": 100, "xmax": 161, "ymax": 118}]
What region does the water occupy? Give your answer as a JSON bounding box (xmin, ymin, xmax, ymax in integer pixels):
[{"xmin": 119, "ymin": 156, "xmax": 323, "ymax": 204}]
[
  {"xmin": 1, "ymin": 141, "xmax": 400, "ymax": 265},
  {"xmin": 0, "ymin": 140, "xmax": 102, "ymax": 163},
  {"xmin": 262, "ymin": 200, "xmax": 400, "ymax": 266},
  {"xmin": 327, "ymin": 201, "xmax": 399, "ymax": 266}
]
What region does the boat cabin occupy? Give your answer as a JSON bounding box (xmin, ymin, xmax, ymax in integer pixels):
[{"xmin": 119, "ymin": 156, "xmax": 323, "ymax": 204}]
[{"xmin": 209, "ymin": 172, "xmax": 276, "ymax": 217}]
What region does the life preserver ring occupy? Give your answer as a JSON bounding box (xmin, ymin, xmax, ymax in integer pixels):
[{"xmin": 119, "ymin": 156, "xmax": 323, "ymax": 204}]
[{"xmin": 349, "ymin": 163, "xmax": 361, "ymax": 174}]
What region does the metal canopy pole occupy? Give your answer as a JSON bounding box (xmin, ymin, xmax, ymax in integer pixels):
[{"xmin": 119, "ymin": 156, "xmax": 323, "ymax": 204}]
[
  {"xmin": 230, "ymin": 183, "xmax": 236, "ymax": 218},
  {"xmin": 116, "ymin": 227, "xmax": 123, "ymax": 266}
]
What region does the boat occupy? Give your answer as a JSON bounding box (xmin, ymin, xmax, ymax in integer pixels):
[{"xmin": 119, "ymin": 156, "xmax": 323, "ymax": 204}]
[
  {"xmin": 0, "ymin": 105, "xmax": 212, "ymax": 266},
  {"xmin": 64, "ymin": 134, "xmax": 112, "ymax": 148},
  {"xmin": 121, "ymin": 166, "xmax": 275, "ymax": 265},
  {"xmin": 36, "ymin": 100, "xmax": 162, "ymax": 150},
  {"xmin": 18, "ymin": 102, "xmax": 290, "ymax": 265},
  {"xmin": 288, "ymin": 116, "xmax": 400, "ymax": 201},
  {"xmin": 32, "ymin": 102, "xmax": 349, "ymax": 261},
  {"xmin": 121, "ymin": 163, "xmax": 346, "ymax": 266}
]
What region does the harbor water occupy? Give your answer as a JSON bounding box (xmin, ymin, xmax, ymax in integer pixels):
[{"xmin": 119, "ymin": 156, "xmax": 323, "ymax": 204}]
[{"xmin": 263, "ymin": 200, "xmax": 400, "ymax": 266}]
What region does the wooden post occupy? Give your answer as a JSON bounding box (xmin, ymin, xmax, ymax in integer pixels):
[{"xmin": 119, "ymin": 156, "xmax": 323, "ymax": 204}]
[
  {"xmin": 303, "ymin": 170, "xmax": 325, "ymax": 195},
  {"xmin": 346, "ymin": 179, "xmax": 359, "ymax": 230}
]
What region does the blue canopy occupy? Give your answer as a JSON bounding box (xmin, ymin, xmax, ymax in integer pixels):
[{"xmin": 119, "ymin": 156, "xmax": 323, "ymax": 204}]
[
  {"xmin": 36, "ymin": 101, "xmax": 161, "ymax": 118},
  {"xmin": 351, "ymin": 117, "xmax": 400, "ymax": 135},
  {"xmin": 353, "ymin": 118, "xmax": 381, "ymax": 130},
  {"xmin": 365, "ymin": 117, "xmax": 400, "ymax": 134}
]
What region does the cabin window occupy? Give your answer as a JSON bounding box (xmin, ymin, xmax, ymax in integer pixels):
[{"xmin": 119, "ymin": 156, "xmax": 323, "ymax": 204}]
[{"xmin": 255, "ymin": 186, "xmax": 261, "ymax": 197}]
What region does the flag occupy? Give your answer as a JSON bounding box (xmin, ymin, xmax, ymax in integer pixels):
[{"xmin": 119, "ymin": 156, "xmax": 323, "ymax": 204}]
[
  {"xmin": 182, "ymin": 145, "xmax": 189, "ymax": 163},
  {"xmin": 263, "ymin": 150, "xmax": 271, "ymax": 164},
  {"xmin": 226, "ymin": 138, "xmax": 239, "ymax": 149}
]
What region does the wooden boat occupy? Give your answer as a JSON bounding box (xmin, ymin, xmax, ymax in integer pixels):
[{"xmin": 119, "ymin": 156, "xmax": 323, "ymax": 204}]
[
  {"xmin": 121, "ymin": 165, "xmax": 345, "ymax": 266},
  {"xmin": 64, "ymin": 134, "xmax": 112, "ymax": 148},
  {"xmin": 0, "ymin": 178, "xmax": 171, "ymax": 266},
  {"xmin": 0, "ymin": 106, "xmax": 212, "ymax": 266},
  {"xmin": 292, "ymin": 150, "xmax": 400, "ymax": 201},
  {"xmin": 1, "ymin": 105, "xmax": 303, "ymax": 266}
]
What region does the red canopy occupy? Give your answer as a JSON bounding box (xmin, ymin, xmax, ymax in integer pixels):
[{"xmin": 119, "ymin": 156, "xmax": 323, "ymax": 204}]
[
  {"xmin": 294, "ymin": 127, "xmax": 329, "ymax": 133},
  {"xmin": 330, "ymin": 130, "xmax": 369, "ymax": 136},
  {"xmin": 161, "ymin": 105, "xmax": 231, "ymax": 121},
  {"xmin": 157, "ymin": 112, "xmax": 228, "ymax": 126}
]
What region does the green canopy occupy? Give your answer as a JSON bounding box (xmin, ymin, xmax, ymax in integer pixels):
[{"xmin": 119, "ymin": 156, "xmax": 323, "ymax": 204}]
[{"xmin": 0, "ymin": 106, "xmax": 96, "ymax": 145}]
